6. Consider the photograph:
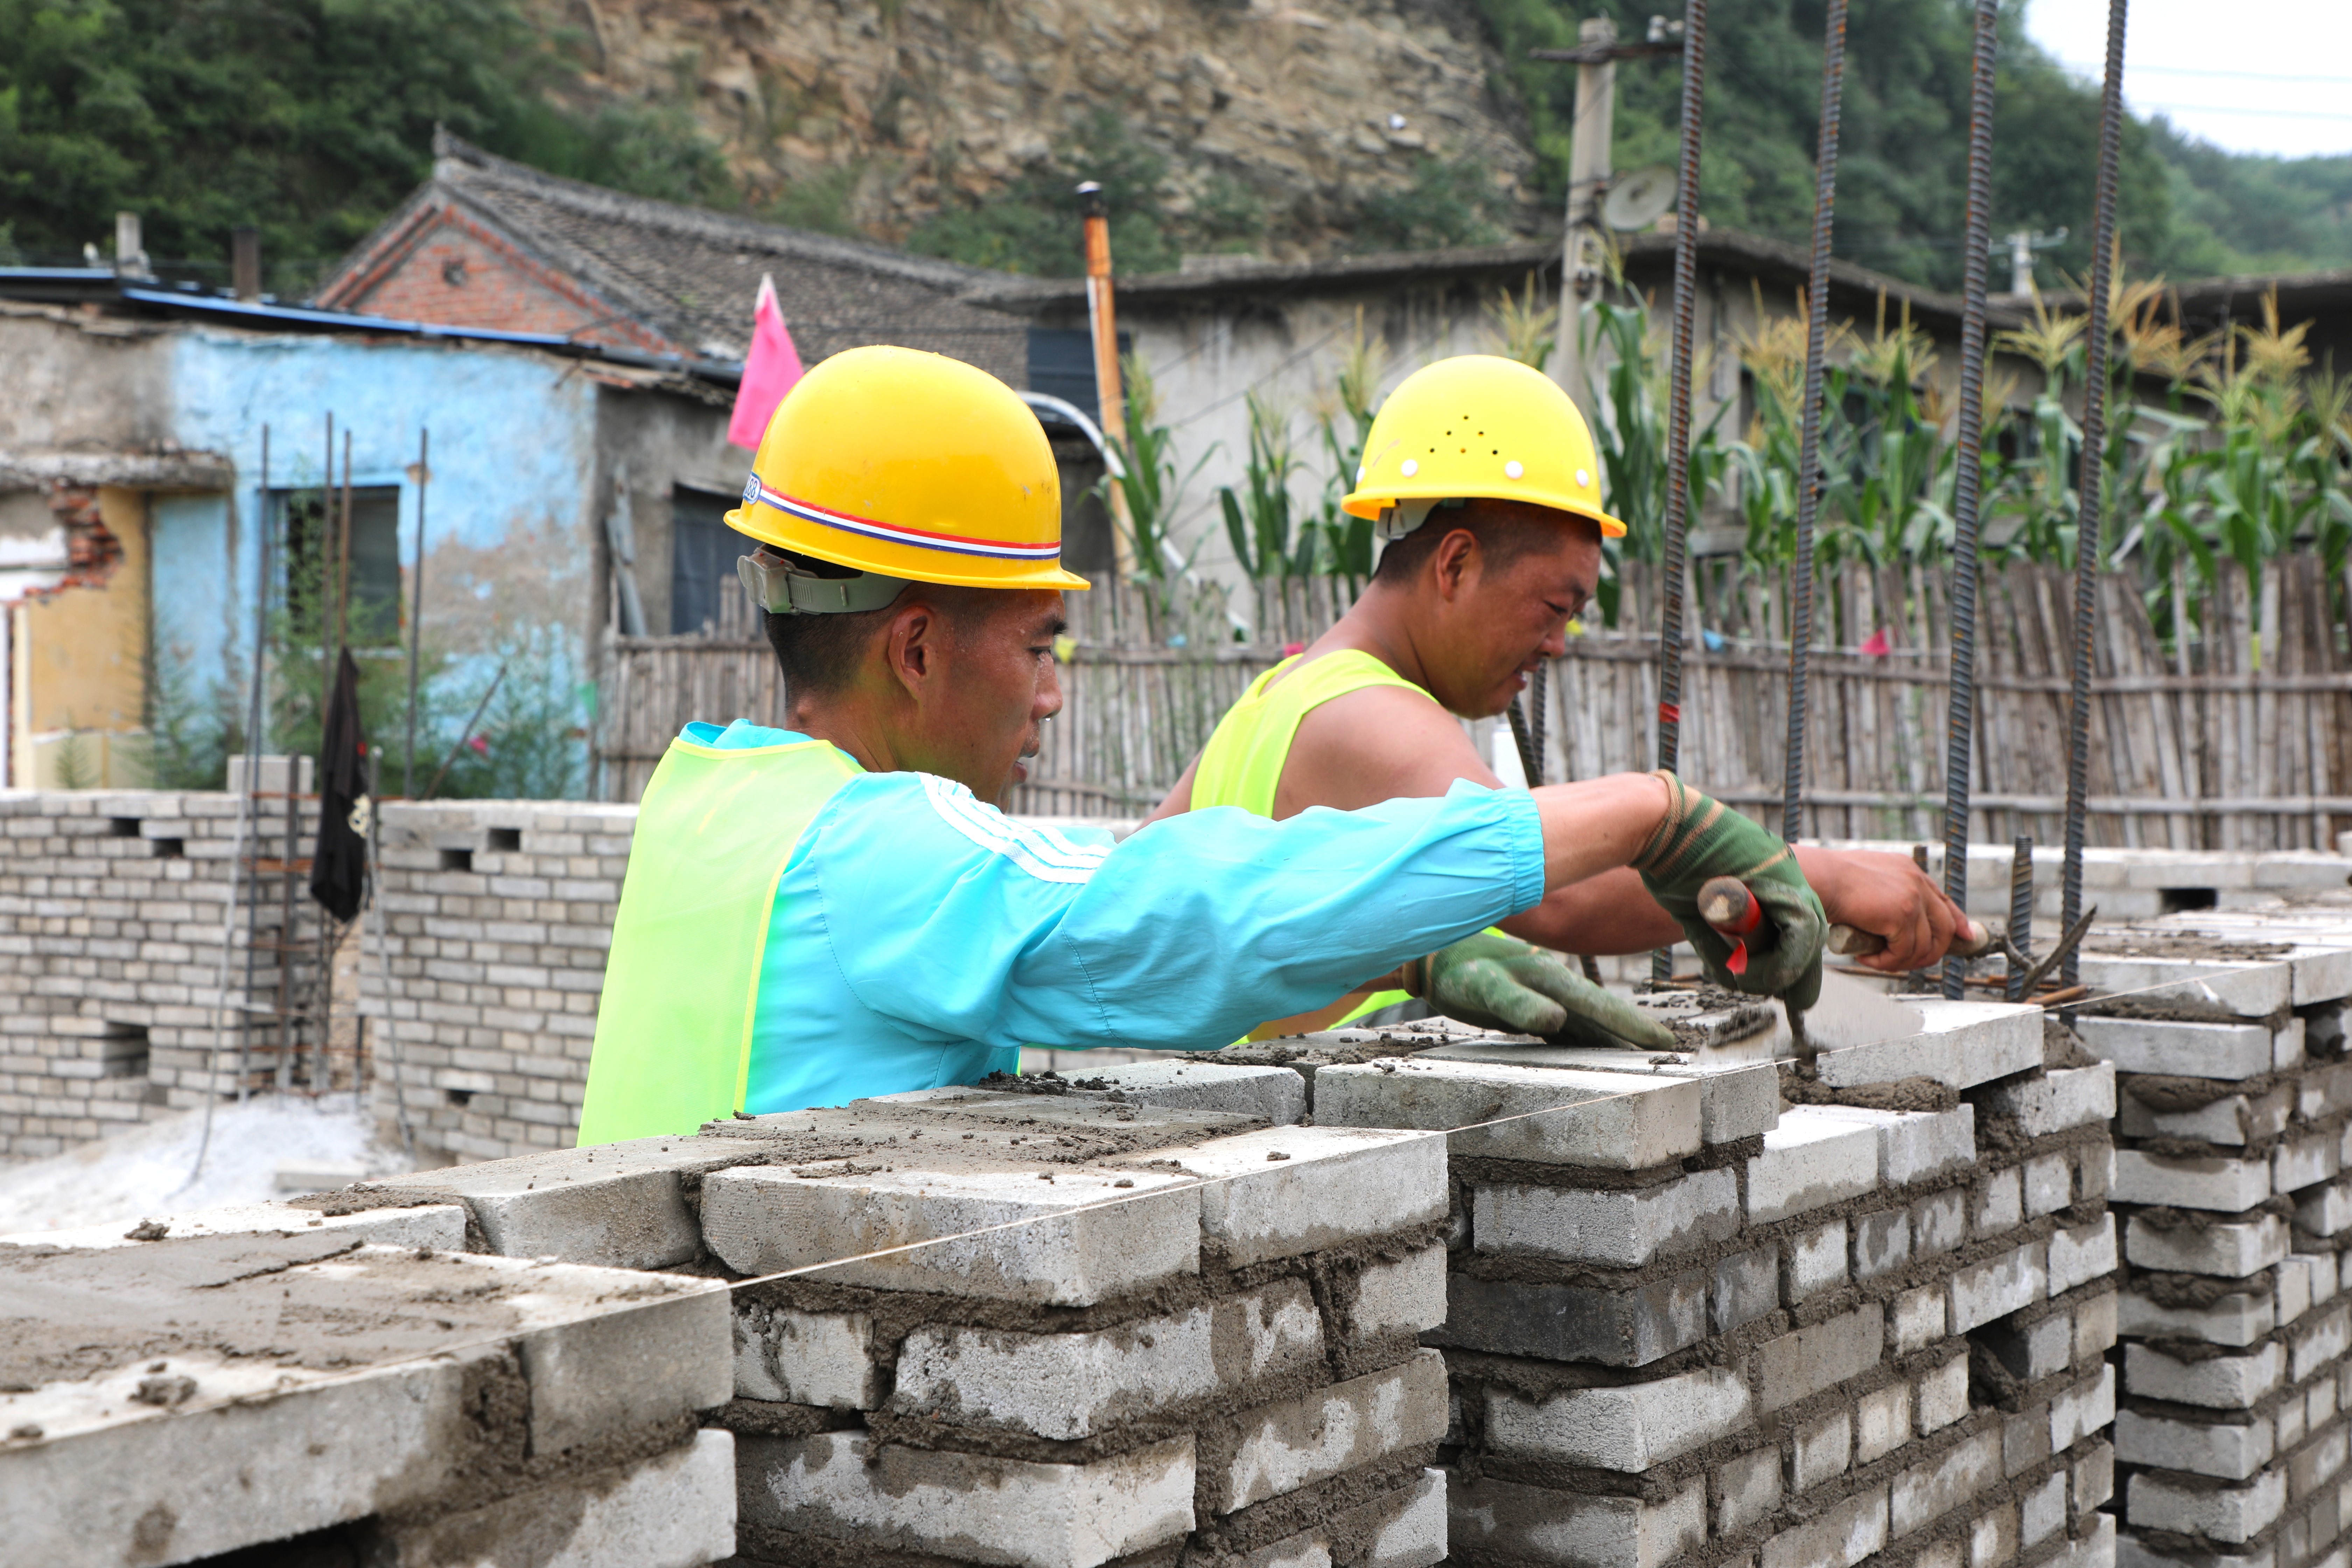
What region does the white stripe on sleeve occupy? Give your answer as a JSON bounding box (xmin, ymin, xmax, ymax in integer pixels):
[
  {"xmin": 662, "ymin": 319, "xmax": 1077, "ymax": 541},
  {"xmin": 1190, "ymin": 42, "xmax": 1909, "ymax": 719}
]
[{"xmin": 919, "ymin": 774, "xmax": 1111, "ymax": 885}]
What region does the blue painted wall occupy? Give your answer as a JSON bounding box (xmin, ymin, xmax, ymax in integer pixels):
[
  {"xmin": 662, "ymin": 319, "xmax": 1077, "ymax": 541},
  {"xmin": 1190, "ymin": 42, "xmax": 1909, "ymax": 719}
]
[{"xmin": 158, "ymin": 326, "xmax": 607, "ymax": 767}]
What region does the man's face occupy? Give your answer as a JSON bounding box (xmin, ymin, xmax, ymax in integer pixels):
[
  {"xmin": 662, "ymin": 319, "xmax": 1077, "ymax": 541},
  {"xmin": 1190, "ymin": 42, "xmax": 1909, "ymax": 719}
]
[
  {"xmin": 1427, "ymin": 509, "xmax": 1602, "ymax": 719},
  {"xmin": 908, "ymin": 588, "xmax": 1067, "ymax": 806}
]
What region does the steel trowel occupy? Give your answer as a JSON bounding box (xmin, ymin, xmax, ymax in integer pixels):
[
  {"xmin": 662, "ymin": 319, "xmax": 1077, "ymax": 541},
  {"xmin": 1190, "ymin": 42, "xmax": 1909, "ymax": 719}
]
[{"xmin": 1696, "ymin": 877, "xmax": 1928, "ymax": 1059}]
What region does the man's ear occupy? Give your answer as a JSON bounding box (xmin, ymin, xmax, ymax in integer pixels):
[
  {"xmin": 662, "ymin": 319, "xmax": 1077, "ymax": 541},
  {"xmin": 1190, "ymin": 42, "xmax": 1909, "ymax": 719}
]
[
  {"xmin": 883, "ymin": 600, "xmax": 942, "ymax": 698},
  {"xmin": 1430, "ymin": 527, "xmax": 1479, "ymax": 603}
]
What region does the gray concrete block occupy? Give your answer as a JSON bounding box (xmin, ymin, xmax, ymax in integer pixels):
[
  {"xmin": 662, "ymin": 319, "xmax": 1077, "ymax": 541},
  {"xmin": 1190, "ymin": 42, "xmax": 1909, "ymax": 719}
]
[
  {"xmin": 359, "ymin": 1135, "xmax": 722, "ymax": 1268},
  {"xmin": 1787, "ymin": 1218, "xmax": 1850, "ymax": 1302},
  {"xmin": 2025, "ymin": 1153, "xmax": 2073, "ymax": 1216},
  {"xmin": 2120, "ymin": 1287, "xmax": 2273, "ymax": 1347},
  {"xmin": 1813, "ymin": 1000, "xmax": 2041, "ymax": 1091},
  {"xmin": 2117, "ymin": 1410, "xmax": 2274, "ymax": 1482},
  {"xmin": 1316, "ymin": 1059, "xmax": 1701, "ymax": 1169},
  {"xmin": 1119, "ymin": 1125, "xmax": 1444, "ymax": 1266},
  {"xmin": 1896, "ymin": 1284, "xmax": 1949, "ymax": 1353},
  {"xmin": 734, "ymin": 1306, "xmax": 880, "ymax": 1409},
  {"xmin": 1754, "ymin": 1304, "xmax": 1885, "ymax": 1413},
  {"xmin": 1915, "ymin": 1188, "xmax": 1968, "ymax": 1255},
  {"xmin": 736, "ymin": 1431, "xmax": 1195, "ymax": 1568},
  {"xmin": 2023, "ymin": 1470, "xmax": 2068, "ymax": 1549},
  {"xmin": 379, "ymin": 1429, "xmax": 736, "ymax": 1568},
  {"xmin": 1413, "ymin": 1040, "xmax": 1781, "ymax": 1143},
  {"xmin": 2112, "ymin": 1151, "xmax": 2271, "ymax": 1213},
  {"xmin": 1981, "ymin": 1312, "xmax": 2073, "ymax": 1384},
  {"xmin": 699, "ymin": 1163, "xmax": 1199, "ymax": 1306},
  {"xmin": 2050, "ymin": 1364, "xmax": 2117, "ymax": 1453},
  {"xmin": 0, "ymin": 1201, "xmax": 465, "ymax": 1252},
  {"xmin": 2076, "ymin": 1441, "xmax": 2116, "ymax": 1516},
  {"xmin": 1471, "ymin": 1168, "xmax": 1739, "ymax": 1267},
  {"xmin": 2292, "ymin": 1304, "xmax": 2350, "ymax": 1382},
  {"xmin": 2277, "ymin": 1132, "xmax": 2343, "ymax": 1196},
  {"xmin": 1892, "ymin": 1429, "xmax": 2001, "ymax": 1536},
  {"xmin": 1857, "ymin": 1381, "xmax": 1913, "ymax": 1465},
  {"xmin": 2073, "ymin": 957, "xmax": 2291, "ymax": 1021},
  {"xmin": 1718, "ymin": 1445, "xmax": 1785, "ymax": 1538},
  {"xmin": 2298, "ymin": 1178, "xmax": 2352, "ymax": 1237},
  {"xmin": 1919, "ymin": 1352, "xmax": 1972, "ymax": 1434},
  {"xmin": 1761, "ymin": 1481, "xmax": 1889, "ymax": 1568},
  {"xmin": 0, "ymin": 1239, "xmax": 731, "ymax": 1568},
  {"xmin": 1949, "ymin": 1241, "xmax": 2049, "ymax": 1334},
  {"xmin": 1793, "ymin": 1409, "xmax": 1854, "ymax": 1491},
  {"xmin": 2127, "ymin": 1343, "xmax": 2283, "ymax": 1409},
  {"xmin": 2127, "ymin": 1213, "xmax": 2288, "ymax": 1278},
  {"xmin": 1452, "ymin": 1475, "xmax": 1706, "ymax": 1568},
  {"xmin": 1973, "ymin": 1167, "xmax": 2024, "ymax": 1238},
  {"xmin": 1485, "ymin": 1366, "xmax": 1751, "ymax": 1471},
  {"xmin": 2078, "ymin": 1016, "xmax": 2275, "ymax": 1078},
  {"xmin": 1806, "ymin": 1104, "xmax": 1979, "ymax": 1188},
  {"xmin": 892, "ymin": 1282, "xmax": 1322, "ymax": 1440},
  {"xmin": 1716, "ymin": 1245, "xmax": 1782, "ymax": 1334},
  {"xmin": 1855, "ymin": 1208, "xmax": 1913, "ymax": 1281},
  {"xmin": 2128, "ymin": 1469, "xmax": 2287, "ymax": 1544},
  {"xmin": 1211, "ymin": 1350, "xmax": 1447, "ymax": 1514},
  {"xmin": 1748, "ymin": 1108, "xmax": 1880, "ymax": 1223},
  {"xmin": 2050, "ymin": 1215, "xmax": 2120, "ymax": 1296},
  {"xmin": 1983, "ymin": 1064, "xmax": 2117, "ymax": 1138},
  {"xmin": 1056, "ymin": 1059, "xmax": 1307, "ymax": 1124},
  {"xmin": 1442, "ymin": 1268, "xmax": 1708, "ymax": 1367},
  {"xmin": 1352, "ymin": 1245, "xmax": 1448, "ymax": 1340},
  {"xmin": 2120, "ymin": 1083, "xmax": 2288, "ymax": 1147}
]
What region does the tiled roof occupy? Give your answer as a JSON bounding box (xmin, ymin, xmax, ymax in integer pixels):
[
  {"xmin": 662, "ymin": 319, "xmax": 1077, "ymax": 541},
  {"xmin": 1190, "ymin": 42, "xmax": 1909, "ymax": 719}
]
[{"xmin": 320, "ymin": 132, "xmax": 1029, "ymax": 384}]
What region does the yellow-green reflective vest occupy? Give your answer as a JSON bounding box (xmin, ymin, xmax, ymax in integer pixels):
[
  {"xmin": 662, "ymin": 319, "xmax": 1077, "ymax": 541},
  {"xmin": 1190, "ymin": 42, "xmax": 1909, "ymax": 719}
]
[
  {"xmin": 575, "ymin": 733, "xmax": 860, "ymax": 1147},
  {"xmin": 1190, "ymin": 648, "xmax": 1429, "ymax": 1028}
]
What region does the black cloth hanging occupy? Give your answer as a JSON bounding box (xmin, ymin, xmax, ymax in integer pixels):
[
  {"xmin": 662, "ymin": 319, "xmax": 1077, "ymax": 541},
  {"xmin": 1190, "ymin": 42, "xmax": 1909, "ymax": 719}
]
[{"xmin": 310, "ymin": 649, "xmax": 371, "ymax": 922}]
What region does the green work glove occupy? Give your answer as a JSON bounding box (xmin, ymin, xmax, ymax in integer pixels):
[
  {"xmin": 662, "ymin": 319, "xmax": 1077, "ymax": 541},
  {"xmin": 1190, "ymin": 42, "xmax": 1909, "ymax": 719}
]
[
  {"xmin": 1631, "ymin": 770, "xmax": 1827, "ymax": 1011},
  {"xmin": 1404, "ymin": 932, "xmax": 1678, "ymax": 1051}
]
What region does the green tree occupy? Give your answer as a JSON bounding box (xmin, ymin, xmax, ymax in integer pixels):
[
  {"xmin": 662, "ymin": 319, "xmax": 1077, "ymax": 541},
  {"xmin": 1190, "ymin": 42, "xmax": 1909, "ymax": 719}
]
[{"xmin": 0, "ymin": 0, "xmax": 731, "ymax": 283}]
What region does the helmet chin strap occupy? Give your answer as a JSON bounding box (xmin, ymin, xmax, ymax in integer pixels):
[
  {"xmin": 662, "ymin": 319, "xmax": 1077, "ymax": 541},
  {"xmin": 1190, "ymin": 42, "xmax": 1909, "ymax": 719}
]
[
  {"xmin": 737, "ymin": 546, "xmax": 909, "ymax": 615},
  {"xmin": 1373, "ymin": 497, "xmax": 1469, "ymax": 543}
]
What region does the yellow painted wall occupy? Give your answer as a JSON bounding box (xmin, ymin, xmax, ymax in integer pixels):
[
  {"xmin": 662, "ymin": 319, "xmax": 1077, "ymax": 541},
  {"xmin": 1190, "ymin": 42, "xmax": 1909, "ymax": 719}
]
[{"xmin": 20, "ymin": 485, "xmax": 151, "ymax": 787}]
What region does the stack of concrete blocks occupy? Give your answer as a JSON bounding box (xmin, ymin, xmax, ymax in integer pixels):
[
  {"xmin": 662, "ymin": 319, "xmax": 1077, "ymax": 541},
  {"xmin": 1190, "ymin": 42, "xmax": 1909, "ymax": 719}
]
[
  {"xmin": 0, "ymin": 788, "xmax": 273, "ymax": 1157},
  {"xmin": 1294, "ymin": 998, "xmax": 2121, "ymax": 1568},
  {"xmin": 0, "ymin": 1201, "xmax": 737, "ymax": 1568},
  {"xmin": 1822, "ymin": 844, "xmax": 2352, "ymax": 930},
  {"xmin": 339, "ymin": 1060, "xmax": 1452, "ymax": 1568},
  {"xmin": 365, "ymin": 798, "xmax": 638, "ymax": 1166},
  {"xmin": 2070, "ymin": 923, "xmax": 2352, "ymax": 1568}
]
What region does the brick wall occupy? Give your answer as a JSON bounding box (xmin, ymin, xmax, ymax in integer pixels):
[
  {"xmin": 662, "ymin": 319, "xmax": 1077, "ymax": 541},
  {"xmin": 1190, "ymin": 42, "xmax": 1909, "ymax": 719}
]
[{"xmin": 333, "ymin": 210, "xmax": 672, "ymax": 353}]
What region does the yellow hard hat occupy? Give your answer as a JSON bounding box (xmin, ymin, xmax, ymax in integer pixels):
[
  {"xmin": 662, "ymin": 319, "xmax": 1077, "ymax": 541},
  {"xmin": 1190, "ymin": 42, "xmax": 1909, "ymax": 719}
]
[
  {"xmin": 727, "ymin": 345, "xmax": 1090, "ymax": 594},
  {"xmin": 1343, "ymin": 354, "xmax": 1626, "ymax": 539}
]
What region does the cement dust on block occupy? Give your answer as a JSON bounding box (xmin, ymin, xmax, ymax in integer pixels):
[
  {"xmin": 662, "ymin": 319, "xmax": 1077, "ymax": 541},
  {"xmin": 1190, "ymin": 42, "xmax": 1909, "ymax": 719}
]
[{"xmin": 0, "ymin": 1093, "xmax": 413, "ymax": 1238}]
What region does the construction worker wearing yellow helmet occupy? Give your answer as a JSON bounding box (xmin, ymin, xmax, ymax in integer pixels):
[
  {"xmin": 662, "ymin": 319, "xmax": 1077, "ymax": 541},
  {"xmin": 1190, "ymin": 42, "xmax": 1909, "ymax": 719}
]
[
  {"xmin": 1149, "ymin": 354, "xmax": 1980, "ymax": 1042},
  {"xmin": 576, "ymin": 346, "xmax": 1827, "ymax": 1146}
]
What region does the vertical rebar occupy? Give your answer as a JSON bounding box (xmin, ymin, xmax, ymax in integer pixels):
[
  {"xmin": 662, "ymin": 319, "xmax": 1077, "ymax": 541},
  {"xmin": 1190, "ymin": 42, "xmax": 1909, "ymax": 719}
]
[
  {"xmin": 335, "ymin": 428, "xmax": 354, "ymax": 656},
  {"xmin": 405, "ymin": 428, "xmax": 428, "ymax": 798},
  {"xmin": 1529, "ymin": 661, "xmax": 1549, "ymax": 786},
  {"xmin": 1939, "ymin": 0, "xmax": 2000, "ymax": 1002},
  {"xmin": 2007, "ymin": 835, "xmax": 2035, "ymax": 1000},
  {"xmin": 1653, "ymin": 0, "xmax": 1707, "ymax": 983},
  {"xmin": 237, "ymin": 426, "xmax": 272, "ymax": 1102},
  {"xmin": 2062, "ymin": 0, "xmax": 2132, "ymax": 991},
  {"xmin": 1783, "ymin": 0, "xmax": 1848, "ymax": 845}
]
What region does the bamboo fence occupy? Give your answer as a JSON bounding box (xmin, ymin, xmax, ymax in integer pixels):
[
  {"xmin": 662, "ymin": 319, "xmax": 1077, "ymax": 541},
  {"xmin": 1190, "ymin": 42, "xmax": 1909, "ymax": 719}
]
[{"xmin": 595, "ymin": 557, "xmax": 2352, "ymax": 849}]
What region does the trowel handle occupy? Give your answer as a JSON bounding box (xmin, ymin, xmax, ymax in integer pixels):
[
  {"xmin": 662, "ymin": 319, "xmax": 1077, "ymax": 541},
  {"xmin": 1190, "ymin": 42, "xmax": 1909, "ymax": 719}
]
[
  {"xmin": 1697, "ymin": 877, "xmax": 1767, "ymax": 942},
  {"xmin": 1827, "ymin": 918, "xmax": 2003, "ymax": 959}
]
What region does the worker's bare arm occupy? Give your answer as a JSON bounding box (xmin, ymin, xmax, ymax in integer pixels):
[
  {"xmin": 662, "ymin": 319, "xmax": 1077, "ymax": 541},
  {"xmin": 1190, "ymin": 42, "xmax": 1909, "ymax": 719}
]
[
  {"xmin": 1143, "ymin": 757, "xmax": 1198, "ymax": 824},
  {"xmin": 1528, "ymin": 772, "xmax": 1673, "ymax": 893},
  {"xmin": 1499, "ymin": 868, "xmax": 1681, "ymax": 953},
  {"xmin": 1274, "ymin": 684, "xmax": 1504, "ymax": 816}
]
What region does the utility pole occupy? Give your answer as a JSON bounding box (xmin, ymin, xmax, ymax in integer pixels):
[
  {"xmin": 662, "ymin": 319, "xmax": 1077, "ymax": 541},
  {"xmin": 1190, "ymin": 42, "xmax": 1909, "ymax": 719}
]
[
  {"xmin": 2001, "ymin": 227, "xmax": 2068, "ymax": 296},
  {"xmin": 1533, "ymin": 18, "xmax": 1686, "ymax": 416},
  {"xmin": 1078, "ymin": 182, "xmax": 1137, "ymax": 581}
]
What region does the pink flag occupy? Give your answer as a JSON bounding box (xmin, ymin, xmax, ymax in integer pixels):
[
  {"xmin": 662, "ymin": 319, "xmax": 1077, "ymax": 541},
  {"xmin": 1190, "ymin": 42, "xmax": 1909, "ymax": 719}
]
[
  {"xmin": 1858, "ymin": 628, "xmax": 1892, "ymax": 657},
  {"xmin": 727, "ymin": 274, "xmax": 805, "ymax": 450}
]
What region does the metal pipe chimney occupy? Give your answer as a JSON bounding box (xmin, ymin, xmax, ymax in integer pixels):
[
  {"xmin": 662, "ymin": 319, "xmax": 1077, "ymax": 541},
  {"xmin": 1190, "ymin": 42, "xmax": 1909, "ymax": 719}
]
[{"xmin": 232, "ymin": 226, "xmax": 261, "ymax": 301}]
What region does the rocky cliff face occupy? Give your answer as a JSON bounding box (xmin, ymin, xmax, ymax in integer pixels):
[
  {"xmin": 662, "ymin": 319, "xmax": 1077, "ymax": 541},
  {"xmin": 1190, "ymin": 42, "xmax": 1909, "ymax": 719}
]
[{"xmin": 538, "ymin": 0, "xmax": 1544, "ymax": 262}]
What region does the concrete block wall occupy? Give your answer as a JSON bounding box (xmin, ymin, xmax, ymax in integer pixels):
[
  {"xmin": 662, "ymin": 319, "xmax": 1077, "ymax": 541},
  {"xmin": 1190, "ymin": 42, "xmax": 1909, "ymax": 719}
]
[
  {"xmin": 0, "ymin": 1203, "xmax": 737, "ymax": 1568},
  {"xmin": 2067, "ymin": 912, "xmax": 2352, "ymax": 1568},
  {"xmin": 9, "ymin": 1067, "xmax": 1449, "ymax": 1568},
  {"xmin": 0, "ymin": 789, "xmax": 287, "ymax": 1158},
  {"xmin": 1248, "ymin": 997, "xmax": 2122, "ymax": 1568}
]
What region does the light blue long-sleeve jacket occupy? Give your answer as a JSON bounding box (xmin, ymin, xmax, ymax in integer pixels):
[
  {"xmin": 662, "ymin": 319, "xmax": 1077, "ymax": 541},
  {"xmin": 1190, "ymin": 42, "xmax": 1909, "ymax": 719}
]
[{"xmin": 685, "ymin": 721, "xmax": 1547, "ymax": 1114}]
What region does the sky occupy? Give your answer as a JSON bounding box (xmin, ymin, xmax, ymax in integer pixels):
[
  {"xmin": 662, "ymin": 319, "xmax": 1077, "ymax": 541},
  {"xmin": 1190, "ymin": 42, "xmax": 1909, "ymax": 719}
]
[{"xmin": 2023, "ymin": 0, "xmax": 2352, "ymax": 161}]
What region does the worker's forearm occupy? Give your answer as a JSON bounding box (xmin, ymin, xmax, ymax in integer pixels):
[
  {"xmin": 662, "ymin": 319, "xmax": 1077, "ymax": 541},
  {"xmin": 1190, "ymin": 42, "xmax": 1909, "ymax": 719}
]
[
  {"xmin": 1499, "ymin": 867, "xmax": 1682, "ymax": 953},
  {"xmin": 1529, "ymin": 772, "xmax": 1673, "ymax": 893}
]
